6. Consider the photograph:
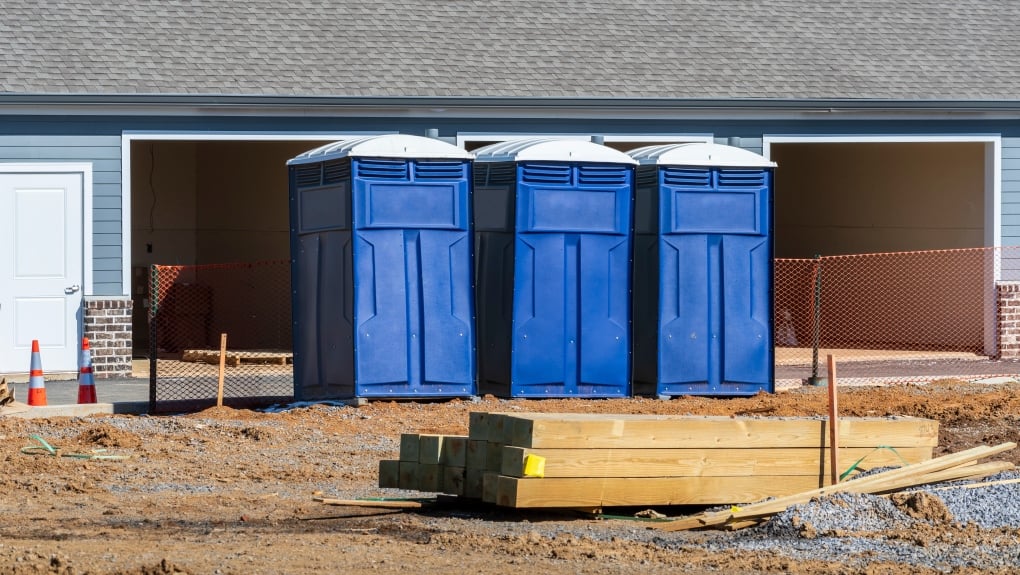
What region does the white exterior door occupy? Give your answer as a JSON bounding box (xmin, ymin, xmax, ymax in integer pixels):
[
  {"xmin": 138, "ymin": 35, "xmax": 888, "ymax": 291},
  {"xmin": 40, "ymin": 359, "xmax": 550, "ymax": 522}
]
[{"xmin": 0, "ymin": 171, "xmax": 84, "ymax": 373}]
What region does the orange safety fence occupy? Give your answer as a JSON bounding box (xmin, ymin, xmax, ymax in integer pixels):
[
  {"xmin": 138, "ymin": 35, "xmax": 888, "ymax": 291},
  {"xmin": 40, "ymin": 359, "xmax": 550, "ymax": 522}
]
[
  {"xmin": 143, "ymin": 249, "xmax": 1020, "ymax": 410},
  {"xmin": 149, "ymin": 261, "xmax": 293, "ymax": 412},
  {"xmin": 774, "ymin": 246, "xmax": 1020, "ymax": 388}
]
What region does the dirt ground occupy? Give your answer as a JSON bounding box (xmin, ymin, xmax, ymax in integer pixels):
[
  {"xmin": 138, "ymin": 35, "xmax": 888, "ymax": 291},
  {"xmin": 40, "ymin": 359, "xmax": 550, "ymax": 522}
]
[{"xmin": 0, "ymin": 380, "xmax": 1017, "ymax": 574}]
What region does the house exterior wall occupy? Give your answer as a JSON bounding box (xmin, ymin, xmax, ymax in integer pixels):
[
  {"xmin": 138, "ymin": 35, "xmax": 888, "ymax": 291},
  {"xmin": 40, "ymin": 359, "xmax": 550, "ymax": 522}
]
[
  {"xmin": 3, "ymin": 113, "xmax": 1020, "ymax": 369},
  {"xmin": 83, "ymin": 296, "xmax": 133, "ymax": 377},
  {"xmin": 0, "ymin": 134, "xmax": 122, "ymax": 296}
]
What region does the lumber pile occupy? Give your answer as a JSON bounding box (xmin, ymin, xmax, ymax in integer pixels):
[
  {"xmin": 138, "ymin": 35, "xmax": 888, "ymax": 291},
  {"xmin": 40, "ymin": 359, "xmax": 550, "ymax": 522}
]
[
  {"xmin": 380, "ymin": 412, "xmax": 940, "ymax": 509},
  {"xmin": 656, "ymin": 441, "xmax": 1017, "ymax": 531}
]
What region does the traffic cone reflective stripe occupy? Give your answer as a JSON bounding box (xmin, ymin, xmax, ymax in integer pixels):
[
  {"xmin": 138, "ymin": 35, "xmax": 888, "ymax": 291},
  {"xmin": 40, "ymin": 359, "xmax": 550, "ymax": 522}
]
[
  {"xmin": 27, "ymin": 340, "xmax": 47, "ymax": 406},
  {"xmin": 77, "ymin": 337, "xmax": 97, "ymax": 404}
]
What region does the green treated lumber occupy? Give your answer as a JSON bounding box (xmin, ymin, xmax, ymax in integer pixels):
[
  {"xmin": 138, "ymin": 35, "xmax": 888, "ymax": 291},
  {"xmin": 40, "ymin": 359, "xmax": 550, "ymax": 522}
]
[
  {"xmin": 378, "ymin": 459, "xmax": 400, "ymax": 488},
  {"xmin": 442, "ymin": 466, "xmax": 466, "ymax": 496},
  {"xmin": 399, "ymin": 433, "xmax": 420, "ymax": 462},
  {"xmin": 440, "ymin": 437, "xmax": 468, "ymax": 467},
  {"xmin": 418, "ymin": 434, "xmax": 445, "ymax": 465},
  {"xmin": 464, "ymin": 467, "xmax": 485, "ymax": 499},
  {"xmin": 466, "ymin": 439, "xmax": 487, "ymax": 470},
  {"xmin": 416, "ymin": 463, "xmax": 442, "ymax": 493},
  {"xmin": 398, "ymin": 461, "xmax": 417, "ymax": 491}
]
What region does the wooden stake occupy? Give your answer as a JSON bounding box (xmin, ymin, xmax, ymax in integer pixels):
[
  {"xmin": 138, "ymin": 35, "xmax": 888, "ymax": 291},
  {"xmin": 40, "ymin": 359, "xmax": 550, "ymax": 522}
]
[
  {"xmin": 216, "ymin": 333, "xmax": 227, "ymax": 407},
  {"xmin": 827, "ymin": 354, "xmax": 839, "ymax": 485}
]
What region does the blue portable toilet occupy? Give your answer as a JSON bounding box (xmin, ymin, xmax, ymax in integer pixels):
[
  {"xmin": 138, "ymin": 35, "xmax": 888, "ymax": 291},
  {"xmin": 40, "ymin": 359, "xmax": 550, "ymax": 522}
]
[
  {"xmin": 629, "ymin": 143, "xmax": 776, "ymax": 397},
  {"xmin": 288, "ymin": 135, "xmax": 476, "ymax": 399},
  {"xmin": 473, "ymin": 138, "xmax": 637, "ymax": 397}
]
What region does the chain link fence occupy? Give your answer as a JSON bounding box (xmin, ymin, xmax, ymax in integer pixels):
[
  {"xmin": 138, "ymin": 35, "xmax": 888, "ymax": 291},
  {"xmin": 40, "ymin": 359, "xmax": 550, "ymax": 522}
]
[
  {"xmin": 775, "ymin": 246, "xmax": 1020, "ymax": 387},
  {"xmin": 149, "ymin": 261, "xmax": 294, "ymax": 412},
  {"xmin": 144, "ymin": 248, "xmax": 1020, "ymax": 410}
]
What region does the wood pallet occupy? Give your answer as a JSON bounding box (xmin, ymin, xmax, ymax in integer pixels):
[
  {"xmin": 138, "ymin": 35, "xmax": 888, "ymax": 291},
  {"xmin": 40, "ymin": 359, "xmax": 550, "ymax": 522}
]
[
  {"xmin": 380, "ymin": 412, "xmax": 939, "ymax": 509},
  {"xmin": 181, "ymin": 349, "xmax": 293, "ymax": 367}
]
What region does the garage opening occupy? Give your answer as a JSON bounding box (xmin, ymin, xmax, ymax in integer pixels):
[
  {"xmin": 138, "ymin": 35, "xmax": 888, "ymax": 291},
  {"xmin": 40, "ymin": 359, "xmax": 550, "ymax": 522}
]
[
  {"xmin": 766, "ymin": 139, "xmax": 1003, "ymax": 383},
  {"xmin": 129, "ymin": 140, "xmax": 332, "ymax": 355},
  {"xmin": 770, "ymin": 142, "xmax": 987, "ymax": 257}
]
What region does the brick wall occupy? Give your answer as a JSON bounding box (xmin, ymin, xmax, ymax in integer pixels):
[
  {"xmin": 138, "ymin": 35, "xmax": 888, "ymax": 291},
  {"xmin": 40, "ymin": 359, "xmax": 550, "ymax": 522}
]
[
  {"xmin": 83, "ymin": 297, "xmax": 133, "ymax": 378},
  {"xmin": 996, "ymin": 282, "xmax": 1020, "ymax": 359}
]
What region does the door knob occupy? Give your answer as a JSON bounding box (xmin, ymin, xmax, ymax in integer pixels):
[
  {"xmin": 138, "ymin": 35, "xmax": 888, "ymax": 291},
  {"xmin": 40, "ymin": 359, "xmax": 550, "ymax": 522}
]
[{"xmin": 65, "ymin": 284, "xmax": 80, "ymax": 294}]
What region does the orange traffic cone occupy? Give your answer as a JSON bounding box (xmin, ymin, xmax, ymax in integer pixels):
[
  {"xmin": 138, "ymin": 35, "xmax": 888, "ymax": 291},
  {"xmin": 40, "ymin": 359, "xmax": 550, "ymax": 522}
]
[
  {"xmin": 27, "ymin": 340, "xmax": 47, "ymax": 406},
  {"xmin": 77, "ymin": 337, "xmax": 97, "ymax": 404}
]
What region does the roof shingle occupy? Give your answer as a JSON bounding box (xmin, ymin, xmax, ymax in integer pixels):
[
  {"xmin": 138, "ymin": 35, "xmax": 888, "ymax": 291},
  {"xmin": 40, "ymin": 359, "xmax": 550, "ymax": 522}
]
[{"xmin": 1, "ymin": 0, "xmax": 1017, "ymax": 100}]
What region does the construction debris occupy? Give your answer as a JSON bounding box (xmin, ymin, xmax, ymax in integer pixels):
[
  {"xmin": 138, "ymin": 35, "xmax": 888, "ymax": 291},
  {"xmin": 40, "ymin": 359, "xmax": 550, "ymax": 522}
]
[{"xmin": 654, "ymin": 441, "xmax": 1016, "ymax": 531}]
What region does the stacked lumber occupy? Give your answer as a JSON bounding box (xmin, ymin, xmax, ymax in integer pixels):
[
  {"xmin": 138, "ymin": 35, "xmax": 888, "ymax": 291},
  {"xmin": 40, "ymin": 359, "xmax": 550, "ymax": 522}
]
[
  {"xmin": 380, "ymin": 412, "xmax": 941, "ymax": 509},
  {"xmin": 378, "ymin": 433, "xmax": 469, "ymax": 496}
]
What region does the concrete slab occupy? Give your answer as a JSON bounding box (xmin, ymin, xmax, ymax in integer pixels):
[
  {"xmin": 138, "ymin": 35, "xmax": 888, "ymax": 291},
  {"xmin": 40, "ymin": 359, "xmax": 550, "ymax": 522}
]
[{"xmin": 2, "ymin": 401, "xmax": 149, "ymax": 419}]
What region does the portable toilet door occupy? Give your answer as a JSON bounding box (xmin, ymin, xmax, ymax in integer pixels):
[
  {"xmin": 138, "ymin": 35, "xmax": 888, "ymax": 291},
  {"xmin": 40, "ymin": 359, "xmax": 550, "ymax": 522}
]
[
  {"xmin": 473, "ymin": 138, "xmax": 637, "ymax": 397},
  {"xmin": 629, "ymin": 143, "xmax": 776, "ymax": 397},
  {"xmin": 288, "ymin": 135, "xmax": 476, "ymax": 399}
]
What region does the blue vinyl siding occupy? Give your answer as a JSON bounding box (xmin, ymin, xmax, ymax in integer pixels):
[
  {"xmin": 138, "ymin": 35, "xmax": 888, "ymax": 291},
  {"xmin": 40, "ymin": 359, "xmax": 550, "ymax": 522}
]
[
  {"xmin": 1, "ymin": 113, "xmax": 1020, "ymax": 301},
  {"xmin": 1004, "ymin": 137, "xmax": 1020, "ymax": 248},
  {"xmin": 0, "ymin": 134, "xmax": 122, "ymax": 295}
]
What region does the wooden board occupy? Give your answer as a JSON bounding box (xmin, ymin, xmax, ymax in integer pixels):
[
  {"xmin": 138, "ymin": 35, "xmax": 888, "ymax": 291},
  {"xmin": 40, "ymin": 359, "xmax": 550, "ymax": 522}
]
[
  {"xmin": 181, "ymin": 349, "xmax": 292, "ymax": 366},
  {"xmin": 378, "ymin": 459, "xmax": 400, "ymax": 488},
  {"xmin": 468, "ymin": 412, "xmax": 491, "ymax": 440},
  {"xmin": 496, "ymin": 475, "xmax": 832, "ymax": 508},
  {"xmin": 398, "ymin": 461, "xmax": 417, "ymax": 491},
  {"xmin": 496, "ymin": 414, "xmax": 938, "ymax": 449},
  {"xmin": 416, "ymin": 463, "xmax": 442, "ymax": 492},
  {"xmin": 466, "ymin": 439, "xmax": 487, "ymax": 470},
  {"xmin": 485, "ymin": 442, "xmax": 504, "ymax": 472},
  {"xmin": 440, "ymin": 437, "xmax": 468, "ymax": 467},
  {"xmin": 399, "ymin": 434, "xmax": 420, "ymax": 463},
  {"xmin": 418, "ymin": 435, "xmax": 444, "ymax": 465},
  {"xmin": 482, "ymin": 472, "xmax": 500, "ymax": 503},
  {"xmin": 464, "ymin": 467, "xmax": 485, "ymax": 499},
  {"xmin": 499, "ymin": 446, "xmax": 933, "ymax": 478}
]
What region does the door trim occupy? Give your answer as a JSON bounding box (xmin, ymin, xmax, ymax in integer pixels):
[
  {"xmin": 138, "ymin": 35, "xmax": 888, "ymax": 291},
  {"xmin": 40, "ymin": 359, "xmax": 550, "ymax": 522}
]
[{"xmin": 0, "ymin": 163, "xmax": 92, "ymax": 295}]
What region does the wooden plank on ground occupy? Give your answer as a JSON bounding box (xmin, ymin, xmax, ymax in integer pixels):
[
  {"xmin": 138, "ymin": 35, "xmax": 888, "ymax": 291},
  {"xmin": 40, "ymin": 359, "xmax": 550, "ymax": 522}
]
[
  {"xmin": 499, "ymin": 446, "xmax": 933, "ymax": 478},
  {"xmin": 495, "ymin": 475, "xmax": 830, "ymax": 508},
  {"xmin": 501, "ymin": 414, "xmax": 938, "ymax": 449},
  {"xmin": 314, "ymin": 498, "xmax": 424, "ymax": 509},
  {"xmin": 378, "ymin": 459, "xmax": 400, "ymax": 488},
  {"xmin": 654, "ymin": 442, "xmax": 1017, "ymax": 532},
  {"xmin": 182, "ymin": 349, "xmax": 292, "ymax": 366}
]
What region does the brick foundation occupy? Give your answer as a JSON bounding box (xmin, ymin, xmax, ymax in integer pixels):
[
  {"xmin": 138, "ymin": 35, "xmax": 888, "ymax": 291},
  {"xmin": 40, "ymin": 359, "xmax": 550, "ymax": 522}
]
[
  {"xmin": 83, "ymin": 297, "xmax": 133, "ymax": 378},
  {"xmin": 996, "ymin": 282, "xmax": 1020, "ymax": 359}
]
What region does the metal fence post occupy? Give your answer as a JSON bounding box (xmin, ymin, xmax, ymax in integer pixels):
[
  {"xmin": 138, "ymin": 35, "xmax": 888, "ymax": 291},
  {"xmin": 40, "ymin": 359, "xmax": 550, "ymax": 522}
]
[{"xmin": 808, "ymin": 254, "xmax": 826, "ymax": 386}]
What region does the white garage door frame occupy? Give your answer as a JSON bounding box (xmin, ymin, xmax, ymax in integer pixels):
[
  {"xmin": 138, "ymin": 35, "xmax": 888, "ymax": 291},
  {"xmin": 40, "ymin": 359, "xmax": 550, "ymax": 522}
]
[
  {"xmin": 456, "ymin": 132, "xmax": 713, "ymax": 148},
  {"xmin": 119, "ymin": 130, "xmax": 392, "ymax": 292},
  {"xmin": 762, "ymin": 134, "xmax": 1002, "ymax": 356}
]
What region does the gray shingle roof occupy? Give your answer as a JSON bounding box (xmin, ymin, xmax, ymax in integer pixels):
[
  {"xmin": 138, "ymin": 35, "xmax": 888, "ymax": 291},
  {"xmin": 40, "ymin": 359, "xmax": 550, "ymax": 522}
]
[{"xmin": 2, "ymin": 0, "xmax": 1018, "ymax": 100}]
